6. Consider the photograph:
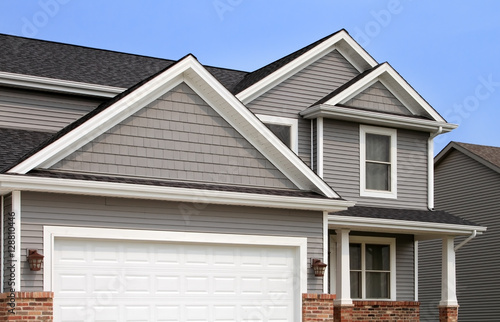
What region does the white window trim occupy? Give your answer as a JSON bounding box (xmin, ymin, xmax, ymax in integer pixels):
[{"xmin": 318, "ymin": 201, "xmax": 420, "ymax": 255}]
[
  {"xmin": 350, "ymin": 236, "xmax": 397, "ymax": 301},
  {"xmin": 257, "ymin": 114, "xmax": 298, "ymax": 153},
  {"xmin": 360, "ymin": 124, "xmax": 397, "ymax": 199}
]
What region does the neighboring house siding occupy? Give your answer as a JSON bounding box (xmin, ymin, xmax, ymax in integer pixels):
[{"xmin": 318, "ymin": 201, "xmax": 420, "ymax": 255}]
[
  {"xmin": 0, "ymin": 86, "xmax": 103, "ymax": 132},
  {"xmin": 246, "ymin": 50, "xmax": 359, "ymax": 166},
  {"xmin": 20, "ymin": 191, "xmax": 324, "ymax": 293},
  {"xmin": 323, "ymin": 119, "xmax": 428, "ymax": 209},
  {"xmin": 51, "ymin": 83, "xmax": 297, "ymax": 190},
  {"xmin": 2, "ymin": 194, "xmax": 12, "ymax": 292},
  {"xmin": 344, "ymin": 81, "xmax": 412, "ymax": 116},
  {"xmin": 420, "ymin": 149, "xmax": 500, "ymax": 322}
]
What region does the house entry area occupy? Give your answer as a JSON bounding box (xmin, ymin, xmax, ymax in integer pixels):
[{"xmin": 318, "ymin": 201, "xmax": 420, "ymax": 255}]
[{"xmin": 46, "ymin": 227, "xmax": 306, "ymax": 322}]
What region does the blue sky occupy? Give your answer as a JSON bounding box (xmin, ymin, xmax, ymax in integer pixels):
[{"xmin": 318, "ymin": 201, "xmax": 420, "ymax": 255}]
[{"xmin": 1, "ymin": 0, "xmax": 499, "ymax": 153}]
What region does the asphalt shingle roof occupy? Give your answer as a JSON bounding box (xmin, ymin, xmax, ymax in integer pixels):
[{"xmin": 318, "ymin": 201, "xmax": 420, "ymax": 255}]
[
  {"xmin": 454, "ymin": 142, "xmax": 500, "ymax": 170},
  {"xmin": 333, "ymin": 206, "xmax": 479, "ymax": 226}
]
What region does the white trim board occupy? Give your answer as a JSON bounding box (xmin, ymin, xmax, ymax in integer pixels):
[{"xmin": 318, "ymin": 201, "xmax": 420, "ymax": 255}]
[
  {"xmin": 256, "ymin": 114, "xmax": 299, "ymax": 153},
  {"xmin": 6, "ymin": 55, "xmax": 339, "ymax": 199}
]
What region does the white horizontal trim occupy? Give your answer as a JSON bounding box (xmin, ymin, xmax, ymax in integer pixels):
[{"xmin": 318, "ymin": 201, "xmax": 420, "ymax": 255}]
[
  {"xmin": 236, "ymin": 30, "xmax": 377, "ymax": 104},
  {"xmin": 328, "ymin": 214, "xmax": 486, "ymax": 236},
  {"xmin": 0, "ymin": 71, "xmax": 125, "ymax": 98},
  {"xmin": 43, "ymin": 226, "xmax": 308, "ymax": 298},
  {"xmin": 301, "ymin": 105, "xmax": 457, "ymax": 133},
  {"xmin": 0, "ymin": 174, "xmax": 354, "ymax": 212}
]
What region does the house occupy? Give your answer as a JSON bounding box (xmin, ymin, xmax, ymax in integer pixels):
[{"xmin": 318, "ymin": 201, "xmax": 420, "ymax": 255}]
[
  {"xmin": 0, "ymin": 30, "xmax": 486, "ymax": 321},
  {"xmin": 419, "ymin": 142, "xmax": 500, "ymax": 321}
]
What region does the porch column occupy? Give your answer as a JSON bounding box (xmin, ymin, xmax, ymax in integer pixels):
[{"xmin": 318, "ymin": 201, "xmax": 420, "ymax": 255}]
[
  {"xmin": 334, "ymin": 229, "xmax": 352, "ymax": 305},
  {"xmin": 440, "ymin": 236, "xmax": 458, "ymax": 306}
]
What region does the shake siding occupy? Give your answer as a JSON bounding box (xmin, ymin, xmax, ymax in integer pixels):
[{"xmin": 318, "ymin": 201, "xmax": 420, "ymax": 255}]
[
  {"xmin": 51, "ymin": 83, "xmax": 296, "ymax": 190},
  {"xmin": 20, "ymin": 191, "xmax": 324, "ymax": 293},
  {"xmin": 246, "ymin": 50, "xmax": 359, "ymax": 166},
  {"xmin": 420, "ymin": 149, "xmax": 500, "ymax": 322},
  {"xmin": 344, "ymin": 81, "xmax": 412, "ymax": 116},
  {"xmin": 323, "ymin": 119, "xmax": 428, "ymax": 209},
  {"xmin": 0, "ymin": 86, "xmax": 103, "ymax": 132},
  {"xmin": 2, "ymin": 194, "xmax": 12, "ymax": 292}
]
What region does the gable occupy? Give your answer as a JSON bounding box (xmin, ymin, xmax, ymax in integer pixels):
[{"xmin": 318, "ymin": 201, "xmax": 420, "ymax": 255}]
[
  {"xmin": 343, "ymin": 81, "xmax": 412, "ymax": 116},
  {"xmin": 50, "ymin": 83, "xmax": 298, "ymax": 190}
]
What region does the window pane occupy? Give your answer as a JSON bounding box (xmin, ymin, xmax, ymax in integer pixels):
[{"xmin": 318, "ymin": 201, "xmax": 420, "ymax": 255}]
[
  {"xmin": 266, "ymin": 124, "xmax": 291, "ymax": 148},
  {"xmin": 366, "ymin": 163, "xmax": 390, "ymax": 190},
  {"xmin": 350, "ymin": 271, "xmax": 361, "ymax": 299},
  {"xmin": 349, "ymin": 244, "xmax": 361, "ymax": 270},
  {"xmin": 366, "ymin": 272, "xmax": 390, "ymax": 299},
  {"xmin": 366, "ymin": 134, "xmax": 390, "ymax": 162},
  {"xmin": 366, "ymin": 244, "xmax": 390, "ymax": 270}
]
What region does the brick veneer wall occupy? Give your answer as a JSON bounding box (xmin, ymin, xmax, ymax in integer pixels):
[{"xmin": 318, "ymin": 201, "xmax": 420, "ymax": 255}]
[
  {"xmin": 302, "ymin": 293, "xmax": 336, "ymax": 321},
  {"xmin": 0, "ymin": 292, "xmax": 53, "ymax": 321},
  {"xmin": 439, "ymin": 305, "xmax": 458, "ymax": 322},
  {"xmin": 352, "ymin": 301, "xmax": 420, "ymax": 321}
]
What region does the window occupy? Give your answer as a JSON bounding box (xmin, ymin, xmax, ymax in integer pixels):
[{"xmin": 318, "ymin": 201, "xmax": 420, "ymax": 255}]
[
  {"xmin": 349, "ymin": 236, "xmax": 396, "ymax": 300},
  {"xmin": 360, "ymin": 125, "xmax": 397, "ymax": 198},
  {"xmin": 257, "ymin": 115, "xmax": 298, "ymax": 153}
]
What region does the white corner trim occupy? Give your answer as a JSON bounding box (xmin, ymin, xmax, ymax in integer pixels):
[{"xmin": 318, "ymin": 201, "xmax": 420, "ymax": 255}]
[
  {"xmin": 328, "ymin": 214, "xmax": 487, "ymax": 236},
  {"xmin": 236, "ymin": 30, "xmax": 377, "ymax": 104},
  {"xmin": 359, "ymin": 125, "xmax": 397, "ymax": 199},
  {"xmin": 43, "ymin": 226, "xmax": 308, "ymax": 296},
  {"xmin": 0, "ymin": 174, "xmax": 354, "ymax": 212},
  {"xmin": 323, "ymin": 211, "xmax": 329, "ymax": 293},
  {"xmin": 11, "ymin": 191, "xmax": 21, "ymax": 291},
  {"xmin": 0, "ymin": 195, "xmax": 3, "ymax": 289},
  {"xmin": 317, "ymin": 117, "xmax": 324, "ymax": 178},
  {"xmin": 0, "ymin": 71, "xmax": 125, "ymax": 98},
  {"xmin": 256, "ymin": 114, "xmax": 299, "ymax": 153},
  {"xmin": 414, "ymin": 240, "xmax": 419, "ymax": 301}
]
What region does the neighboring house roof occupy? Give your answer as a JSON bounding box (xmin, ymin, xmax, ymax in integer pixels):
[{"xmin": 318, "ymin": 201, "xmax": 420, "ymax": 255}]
[
  {"xmin": 0, "ymin": 33, "xmax": 248, "ymax": 92},
  {"xmin": 436, "ymin": 141, "xmax": 500, "ymax": 173}
]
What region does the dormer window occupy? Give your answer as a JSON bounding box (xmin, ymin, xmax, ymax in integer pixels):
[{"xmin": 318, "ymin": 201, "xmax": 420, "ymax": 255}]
[
  {"xmin": 360, "ymin": 125, "xmax": 397, "ymax": 198},
  {"xmin": 257, "ymin": 115, "xmax": 298, "ymax": 153}
]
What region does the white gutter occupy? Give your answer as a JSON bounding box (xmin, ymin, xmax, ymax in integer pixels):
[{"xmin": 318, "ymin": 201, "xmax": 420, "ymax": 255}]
[
  {"xmin": 428, "ymin": 126, "xmax": 443, "ymax": 210},
  {"xmin": 454, "ymin": 230, "xmax": 477, "ymax": 251},
  {"xmin": 0, "ymin": 174, "xmax": 354, "ymax": 212}
]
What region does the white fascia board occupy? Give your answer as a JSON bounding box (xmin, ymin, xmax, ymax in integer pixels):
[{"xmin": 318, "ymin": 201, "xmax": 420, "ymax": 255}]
[
  {"xmin": 0, "ymin": 174, "xmax": 354, "ymax": 212},
  {"xmin": 322, "ymin": 63, "xmax": 447, "ymax": 123},
  {"xmin": 236, "ymin": 30, "xmax": 378, "ymax": 104},
  {"xmin": 301, "ymin": 105, "xmax": 457, "ymax": 133},
  {"xmin": 0, "ymin": 71, "xmax": 125, "ymax": 98},
  {"xmin": 328, "ymin": 214, "xmax": 487, "ymax": 236}
]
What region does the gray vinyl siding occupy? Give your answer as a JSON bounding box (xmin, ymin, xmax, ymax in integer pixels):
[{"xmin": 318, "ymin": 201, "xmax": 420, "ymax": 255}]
[
  {"xmin": 323, "ymin": 119, "xmax": 428, "ymax": 209},
  {"xmin": 246, "ymin": 50, "xmax": 359, "ymax": 167},
  {"xmin": 0, "ymin": 86, "xmax": 103, "ymax": 132},
  {"xmin": 2, "ymin": 194, "xmax": 12, "ymax": 292},
  {"xmin": 51, "ymin": 83, "xmax": 297, "ymax": 190},
  {"xmin": 20, "ymin": 191, "xmax": 324, "ymax": 293},
  {"xmin": 344, "ymin": 81, "xmax": 412, "ymax": 116},
  {"xmin": 419, "ymin": 149, "xmax": 500, "ymax": 322}
]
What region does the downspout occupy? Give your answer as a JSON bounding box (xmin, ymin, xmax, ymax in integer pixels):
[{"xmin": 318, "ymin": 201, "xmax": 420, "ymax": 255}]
[
  {"xmin": 1, "ymin": 195, "xmax": 4, "ymax": 289},
  {"xmin": 428, "ymin": 126, "xmax": 442, "ymax": 210},
  {"xmin": 311, "ymin": 119, "xmax": 314, "ymax": 171},
  {"xmin": 454, "ymin": 230, "xmax": 477, "ymax": 251}
]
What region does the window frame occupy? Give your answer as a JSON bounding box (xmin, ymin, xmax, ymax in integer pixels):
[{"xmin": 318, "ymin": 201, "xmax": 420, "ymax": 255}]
[
  {"xmin": 359, "ymin": 124, "xmax": 397, "ymax": 198},
  {"xmin": 349, "ymin": 236, "xmax": 397, "ymax": 301},
  {"xmin": 257, "ymin": 114, "xmax": 298, "ymax": 153}
]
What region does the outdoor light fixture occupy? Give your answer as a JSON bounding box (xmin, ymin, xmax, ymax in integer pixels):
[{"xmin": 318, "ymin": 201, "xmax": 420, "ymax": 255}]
[
  {"xmin": 27, "ymin": 249, "xmax": 44, "ymax": 271},
  {"xmin": 311, "ymin": 258, "xmax": 327, "ymax": 277}
]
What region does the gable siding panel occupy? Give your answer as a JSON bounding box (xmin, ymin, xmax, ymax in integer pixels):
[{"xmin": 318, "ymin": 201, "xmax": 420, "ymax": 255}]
[
  {"xmin": 323, "ymin": 119, "xmax": 428, "ymax": 209},
  {"xmin": 419, "ymin": 149, "xmax": 500, "ymax": 321},
  {"xmin": 51, "ymin": 83, "xmax": 297, "ymax": 190},
  {"xmin": 0, "ymin": 87, "xmax": 103, "ymax": 132},
  {"xmin": 19, "ymin": 192, "xmax": 324, "ymax": 293},
  {"xmin": 345, "ymin": 81, "xmax": 412, "ymax": 116},
  {"xmin": 246, "ymin": 50, "xmax": 360, "ymax": 166}
]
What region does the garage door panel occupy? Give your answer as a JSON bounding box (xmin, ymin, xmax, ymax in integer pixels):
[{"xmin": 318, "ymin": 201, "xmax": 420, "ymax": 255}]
[{"xmin": 53, "ymin": 237, "xmax": 299, "ymax": 321}]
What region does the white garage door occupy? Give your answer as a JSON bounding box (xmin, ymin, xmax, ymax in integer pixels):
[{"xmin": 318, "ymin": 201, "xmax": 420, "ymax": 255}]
[{"xmin": 53, "ymin": 237, "xmax": 300, "ymax": 321}]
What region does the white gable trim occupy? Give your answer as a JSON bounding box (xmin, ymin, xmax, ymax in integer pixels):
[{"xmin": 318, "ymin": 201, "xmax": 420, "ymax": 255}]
[
  {"xmin": 236, "ymin": 30, "xmax": 378, "ymax": 104},
  {"xmin": 321, "ymin": 63, "xmax": 447, "ymax": 123},
  {"xmin": 7, "ymin": 55, "xmax": 340, "ymax": 198},
  {"xmin": 0, "ymin": 174, "xmax": 354, "ymax": 212},
  {"xmin": 0, "ymin": 71, "xmax": 125, "ymax": 98}
]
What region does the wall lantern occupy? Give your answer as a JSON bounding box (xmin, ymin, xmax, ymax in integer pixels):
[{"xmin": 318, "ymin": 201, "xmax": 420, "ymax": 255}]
[
  {"xmin": 311, "ymin": 258, "xmax": 327, "ymax": 277},
  {"xmin": 27, "ymin": 249, "xmax": 44, "ymax": 271}
]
